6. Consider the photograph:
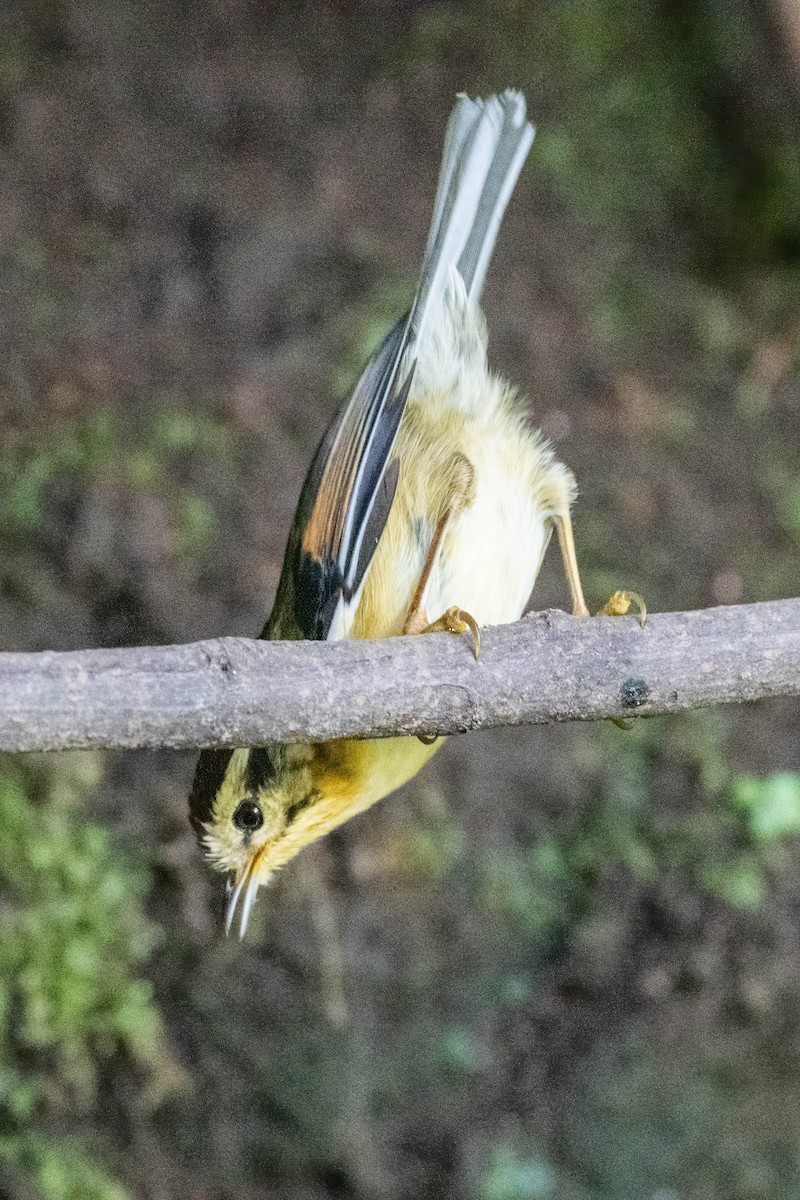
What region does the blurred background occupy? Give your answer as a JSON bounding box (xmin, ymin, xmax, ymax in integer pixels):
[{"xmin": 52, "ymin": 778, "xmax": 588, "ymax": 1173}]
[{"xmin": 2, "ymin": 2, "xmax": 800, "ymax": 1198}]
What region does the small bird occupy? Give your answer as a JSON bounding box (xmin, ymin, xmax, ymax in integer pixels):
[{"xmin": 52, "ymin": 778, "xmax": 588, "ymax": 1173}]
[{"xmin": 190, "ymin": 91, "xmax": 642, "ymax": 937}]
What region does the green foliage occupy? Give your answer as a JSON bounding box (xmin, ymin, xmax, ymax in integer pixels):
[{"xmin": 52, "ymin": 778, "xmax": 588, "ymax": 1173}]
[
  {"xmin": 439, "ymin": 1027, "xmax": 481, "ymax": 1079},
  {"xmin": 2, "ymin": 1136, "xmax": 133, "ymax": 1200},
  {"xmin": 733, "ymin": 773, "xmax": 800, "ymax": 842},
  {"xmin": 0, "ymin": 403, "xmax": 238, "ymax": 571},
  {"xmin": 477, "ymin": 716, "xmax": 800, "ymax": 966},
  {"xmin": 759, "ymin": 450, "xmax": 800, "ymax": 560},
  {"xmin": 472, "ymin": 729, "xmax": 800, "ymax": 1197},
  {"xmin": 331, "ymin": 279, "xmax": 414, "ymax": 397},
  {"xmin": 478, "ymin": 838, "xmax": 571, "ymax": 940},
  {"xmin": 532, "ymin": 0, "xmax": 800, "ymax": 274},
  {"xmin": 569, "ymin": 1024, "xmax": 800, "ymax": 1200},
  {"xmin": 400, "ymin": 797, "xmax": 464, "ymax": 882},
  {"xmin": 0, "ymin": 755, "xmax": 173, "ymax": 1199},
  {"xmin": 479, "ymin": 1143, "xmax": 558, "ymax": 1200}
]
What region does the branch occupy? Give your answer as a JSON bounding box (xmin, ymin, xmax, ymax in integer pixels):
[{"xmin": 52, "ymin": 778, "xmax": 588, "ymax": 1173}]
[{"xmin": 0, "ymin": 599, "xmax": 798, "ymax": 752}]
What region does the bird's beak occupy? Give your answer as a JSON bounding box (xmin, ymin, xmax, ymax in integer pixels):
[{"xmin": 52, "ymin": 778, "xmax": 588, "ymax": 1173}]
[{"xmin": 224, "ymin": 856, "xmax": 263, "ymax": 939}]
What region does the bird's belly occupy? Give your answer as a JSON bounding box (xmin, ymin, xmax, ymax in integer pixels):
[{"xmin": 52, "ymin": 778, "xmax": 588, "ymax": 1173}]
[
  {"xmin": 425, "ymin": 478, "xmax": 550, "ymax": 627},
  {"xmin": 351, "ymin": 401, "xmax": 566, "ymax": 642}
]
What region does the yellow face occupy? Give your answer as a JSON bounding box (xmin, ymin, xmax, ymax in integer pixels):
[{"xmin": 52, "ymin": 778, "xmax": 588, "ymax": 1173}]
[
  {"xmin": 200, "ymin": 735, "xmax": 445, "ymax": 937},
  {"xmin": 201, "ymin": 745, "xmax": 318, "ymax": 937}
]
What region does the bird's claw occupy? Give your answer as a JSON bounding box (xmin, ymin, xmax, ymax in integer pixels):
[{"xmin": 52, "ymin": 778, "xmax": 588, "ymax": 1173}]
[
  {"xmin": 422, "ymin": 604, "xmax": 481, "ymax": 659},
  {"xmin": 596, "ymin": 589, "xmax": 647, "ymax": 628},
  {"xmin": 415, "ymin": 605, "xmax": 480, "ymax": 743}
]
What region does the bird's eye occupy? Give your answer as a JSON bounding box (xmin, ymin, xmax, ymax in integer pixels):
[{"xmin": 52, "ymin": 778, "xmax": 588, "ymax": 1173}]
[{"xmin": 232, "ymin": 799, "xmax": 264, "ymax": 834}]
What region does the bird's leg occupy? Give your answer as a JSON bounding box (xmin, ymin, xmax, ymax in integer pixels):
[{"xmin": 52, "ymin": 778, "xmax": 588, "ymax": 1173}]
[
  {"xmin": 553, "ymin": 512, "xmax": 646, "ymax": 628},
  {"xmin": 403, "ymin": 501, "xmax": 480, "ymax": 744},
  {"xmin": 403, "ymin": 455, "xmax": 480, "ymax": 659},
  {"xmin": 403, "ymin": 516, "xmax": 481, "ymax": 660},
  {"xmin": 554, "ymin": 512, "xmax": 590, "ymax": 617},
  {"xmin": 402, "ymin": 510, "xmax": 450, "ymax": 636}
]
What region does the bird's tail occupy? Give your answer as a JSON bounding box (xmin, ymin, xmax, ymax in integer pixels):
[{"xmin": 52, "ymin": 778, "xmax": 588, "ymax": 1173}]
[{"xmin": 411, "ymin": 90, "xmax": 535, "ymax": 339}]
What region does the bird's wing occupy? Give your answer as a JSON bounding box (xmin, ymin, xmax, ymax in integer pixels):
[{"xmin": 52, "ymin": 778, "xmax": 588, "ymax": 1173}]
[
  {"xmin": 267, "ymin": 315, "xmax": 415, "ymax": 643},
  {"xmin": 264, "ymin": 95, "xmax": 535, "ymax": 646}
]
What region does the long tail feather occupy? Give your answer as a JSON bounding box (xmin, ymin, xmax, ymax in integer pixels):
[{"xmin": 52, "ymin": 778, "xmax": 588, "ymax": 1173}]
[{"xmin": 412, "ymin": 90, "xmax": 535, "ymax": 338}]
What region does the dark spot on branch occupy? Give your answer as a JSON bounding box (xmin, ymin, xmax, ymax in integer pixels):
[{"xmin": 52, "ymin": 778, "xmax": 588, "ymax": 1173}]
[
  {"xmin": 621, "ymin": 677, "xmax": 649, "ymax": 708},
  {"xmin": 202, "ymin": 649, "xmax": 232, "ymax": 674}
]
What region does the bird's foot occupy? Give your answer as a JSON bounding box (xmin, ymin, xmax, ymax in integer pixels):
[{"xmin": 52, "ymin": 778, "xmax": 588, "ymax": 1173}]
[
  {"xmin": 420, "ymin": 604, "xmax": 481, "ymax": 660},
  {"xmin": 411, "ymin": 604, "xmax": 481, "ymax": 745},
  {"xmin": 596, "ymin": 589, "xmax": 647, "ymax": 627}
]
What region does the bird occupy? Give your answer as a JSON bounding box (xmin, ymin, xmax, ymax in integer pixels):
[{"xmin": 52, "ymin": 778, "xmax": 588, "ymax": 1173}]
[{"xmin": 189, "ymin": 91, "xmax": 643, "ymax": 937}]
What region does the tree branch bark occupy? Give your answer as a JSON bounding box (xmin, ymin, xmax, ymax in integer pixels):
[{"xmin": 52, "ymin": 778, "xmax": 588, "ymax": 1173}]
[{"xmin": 0, "ymin": 599, "xmax": 798, "ymax": 752}]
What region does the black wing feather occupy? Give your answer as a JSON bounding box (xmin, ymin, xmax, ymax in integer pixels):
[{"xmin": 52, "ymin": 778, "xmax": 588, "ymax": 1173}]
[{"xmin": 267, "ymin": 313, "xmax": 415, "ymax": 642}]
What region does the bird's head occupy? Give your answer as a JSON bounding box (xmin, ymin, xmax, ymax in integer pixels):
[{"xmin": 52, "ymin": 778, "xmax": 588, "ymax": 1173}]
[
  {"xmin": 191, "ymin": 737, "xmax": 430, "ymax": 936},
  {"xmin": 193, "ymin": 744, "xmax": 320, "ymax": 937}
]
